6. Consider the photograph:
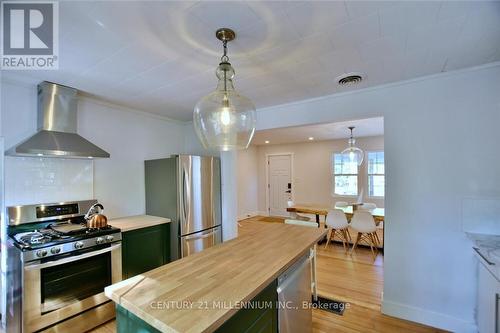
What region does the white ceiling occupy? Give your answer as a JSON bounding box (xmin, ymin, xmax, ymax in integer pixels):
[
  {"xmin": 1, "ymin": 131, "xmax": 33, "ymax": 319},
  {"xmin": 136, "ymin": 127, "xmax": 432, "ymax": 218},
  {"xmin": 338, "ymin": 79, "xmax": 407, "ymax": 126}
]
[
  {"xmin": 4, "ymin": 1, "xmax": 500, "ymax": 121},
  {"xmin": 252, "ymin": 117, "xmax": 384, "ymax": 145}
]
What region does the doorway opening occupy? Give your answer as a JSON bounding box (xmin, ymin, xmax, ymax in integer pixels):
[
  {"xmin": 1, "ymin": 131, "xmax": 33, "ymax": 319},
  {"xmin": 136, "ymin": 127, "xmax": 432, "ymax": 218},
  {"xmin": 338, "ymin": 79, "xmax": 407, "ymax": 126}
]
[{"xmin": 237, "ymin": 116, "xmax": 391, "ymax": 329}]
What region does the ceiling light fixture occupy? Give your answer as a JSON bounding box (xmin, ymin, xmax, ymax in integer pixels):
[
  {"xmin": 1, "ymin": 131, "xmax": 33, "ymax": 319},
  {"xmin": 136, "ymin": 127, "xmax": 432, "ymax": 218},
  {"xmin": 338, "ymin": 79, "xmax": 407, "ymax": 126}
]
[
  {"xmin": 265, "ymin": 140, "xmax": 270, "ymax": 144},
  {"xmin": 308, "ymin": 137, "xmax": 314, "ymax": 141},
  {"xmin": 193, "ymin": 28, "xmax": 256, "ymax": 151},
  {"xmin": 342, "ymin": 126, "xmax": 364, "ymax": 166}
]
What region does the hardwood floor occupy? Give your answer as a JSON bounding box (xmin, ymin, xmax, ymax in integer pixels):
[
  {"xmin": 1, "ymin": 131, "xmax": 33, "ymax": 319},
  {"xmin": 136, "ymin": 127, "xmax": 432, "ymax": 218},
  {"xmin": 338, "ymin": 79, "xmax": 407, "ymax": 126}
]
[
  {"xmin": 240, "ymin": 216, "xmax": 445, "ymax": 333},
  {"xmin": 88, "ymin": 319, "xmax": 115, "ymax": 333},
  {"xmin": 316, "ymin": 241, "xmax": 383, "ymax": 311},
  {"xmin": 90, "ymin": 216, "xmax": 445, "ymax": 333}
]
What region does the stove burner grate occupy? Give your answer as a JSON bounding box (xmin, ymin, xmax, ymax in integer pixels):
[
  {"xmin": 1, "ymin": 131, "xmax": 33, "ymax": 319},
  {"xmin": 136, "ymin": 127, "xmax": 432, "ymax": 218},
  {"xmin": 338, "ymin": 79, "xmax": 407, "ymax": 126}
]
[{"xmin": 14, "ymin": 230, "xmax": 59, "ymax": 246}]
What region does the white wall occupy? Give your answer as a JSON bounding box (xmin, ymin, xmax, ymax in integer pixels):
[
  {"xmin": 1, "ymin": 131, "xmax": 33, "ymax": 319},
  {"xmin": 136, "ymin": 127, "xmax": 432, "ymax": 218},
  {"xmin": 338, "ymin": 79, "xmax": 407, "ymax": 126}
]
[
  {"xmin": 255, "ymin": 136, "xmax": 384, "ymax": 215},
  {"xmin": 182, "ymin": 122, "xmax": 219, "ymax": 157},
  {"xmin": 252, "ymin": 63, "xmax": 500, "ymax": 332},
  {"xmin": 220, "ymin": 151, "xmax": 238, "ymax": 241},
  {"xmin": 0, "ymin": 81, "xmax": 237, "ymax": 237},
  {"xmin": 1, "ymin": 79, "xmax": 186, "ymax": 218},
  {"xmin": 4, "ymin": 157, "xmax": 93, "ymax": 206},
  {"xmin": 237, "ymin": 145, "xmax": 259, "ymax": 219},
  {"xmin": 78, "ymin": 98, "xmax": 186, "ymax": 218}
]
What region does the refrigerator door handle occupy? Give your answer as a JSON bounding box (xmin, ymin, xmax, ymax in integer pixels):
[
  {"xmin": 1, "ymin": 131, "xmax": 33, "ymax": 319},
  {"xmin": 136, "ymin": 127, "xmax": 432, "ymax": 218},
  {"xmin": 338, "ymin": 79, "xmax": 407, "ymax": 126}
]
[
  {"xmin": 183, "ymin": 229, "xmax": 218, "ymax": 241},
  {"xmin": 181, "ymin": 165, "xmax": 189, "ymax": 227}
]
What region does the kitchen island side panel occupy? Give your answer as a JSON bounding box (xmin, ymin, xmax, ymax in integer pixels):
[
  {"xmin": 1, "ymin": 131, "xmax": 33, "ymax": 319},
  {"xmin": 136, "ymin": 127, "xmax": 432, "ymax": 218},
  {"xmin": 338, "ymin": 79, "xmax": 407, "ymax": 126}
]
[{"xmin": 115, "ymin": 280, "xmax": 278, "ymax": 333}]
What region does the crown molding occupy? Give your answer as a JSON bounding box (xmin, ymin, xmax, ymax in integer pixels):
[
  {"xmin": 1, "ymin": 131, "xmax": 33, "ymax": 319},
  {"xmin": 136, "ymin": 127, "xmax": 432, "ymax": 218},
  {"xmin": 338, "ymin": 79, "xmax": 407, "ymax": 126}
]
[{"xmin": 257, "ymin": 61, "xmax": 500, "ymax": 113}]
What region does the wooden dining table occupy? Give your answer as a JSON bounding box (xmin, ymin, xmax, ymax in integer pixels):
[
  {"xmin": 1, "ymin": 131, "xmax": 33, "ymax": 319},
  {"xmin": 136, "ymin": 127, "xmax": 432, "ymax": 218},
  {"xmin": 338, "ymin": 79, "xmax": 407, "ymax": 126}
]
[
  {"xmin": 286, "ymin": 204, "xmax": 328, "ymax": 227},
  {"xmin": 336, "ymin": 206, "xmax": 385, "ymax": 225},
  {"xmin": 286, "ymin": 204, "xmax": 385, "ymax": 227}
]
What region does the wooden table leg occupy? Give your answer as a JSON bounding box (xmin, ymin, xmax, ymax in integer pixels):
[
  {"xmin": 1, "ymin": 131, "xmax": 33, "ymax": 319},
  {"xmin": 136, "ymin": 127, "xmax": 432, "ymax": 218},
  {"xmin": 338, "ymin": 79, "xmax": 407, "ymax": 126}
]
[{"xmin": 315, "ymin": 214, "xmax": 320, "ymax": 227}]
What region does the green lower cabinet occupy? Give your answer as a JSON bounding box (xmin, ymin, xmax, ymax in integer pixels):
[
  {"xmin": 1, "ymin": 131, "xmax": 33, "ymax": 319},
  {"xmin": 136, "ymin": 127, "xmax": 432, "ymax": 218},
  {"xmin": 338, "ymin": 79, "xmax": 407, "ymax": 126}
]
[
  {"xmin": 215, "ymin": 281, "xmax": 277, "ymax": 333},
  {"xmin": 116, "ymin": 305, "xmax": 161, "ymax": 333},
  {"xmin": 121, "ymin": 224, "xmax": 170, "ymax": 279},
  {"xmin": 115, "ymin": 280, "xmax": 278, "ymax": 333}
]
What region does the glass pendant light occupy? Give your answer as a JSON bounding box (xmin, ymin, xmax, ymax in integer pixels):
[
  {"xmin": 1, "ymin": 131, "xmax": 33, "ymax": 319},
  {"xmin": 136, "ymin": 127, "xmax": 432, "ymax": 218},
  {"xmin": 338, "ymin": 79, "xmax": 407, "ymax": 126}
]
[
  {"xmin": 342, "ymin": 126, "xmax": 364, "ymax": 166},
  {"xmin": 193, "ymin": 28, "xmax": 256, "ymax": 151}
]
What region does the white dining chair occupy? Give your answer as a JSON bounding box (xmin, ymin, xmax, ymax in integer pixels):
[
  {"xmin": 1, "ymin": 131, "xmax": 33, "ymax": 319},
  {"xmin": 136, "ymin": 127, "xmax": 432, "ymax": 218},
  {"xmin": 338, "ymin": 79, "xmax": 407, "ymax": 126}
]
[
  {"xmin": 284, "ymin": 219, "xmax": 316, "ymax": 228},
  {"xmin": 374, "ymin": 221, "xmax": 383, "ymax": 246},
  {"xmin": 284, "ymin": 219, "xmax": 318, "ymax": 301},
  {"xmin": 287, "ymin": 200, "xmax": 311, "ymax": 221},
  {"xmin": 335, "ymin": 201, "xmax": 348, "ymax": 208},
  {"xmin": 324, "ymin": 209, "xmax": 351, "ymax": 253},
  {"xmin": 359, "ymin": 202, "xmax": 377, "ymax": 211},
  {"xmin": 359, "ymin": 203, "xmax": 381, "ymax": 245},
  {"xmin": 350, "ymin": 211, "xmax": 379, "ymax": 258}
]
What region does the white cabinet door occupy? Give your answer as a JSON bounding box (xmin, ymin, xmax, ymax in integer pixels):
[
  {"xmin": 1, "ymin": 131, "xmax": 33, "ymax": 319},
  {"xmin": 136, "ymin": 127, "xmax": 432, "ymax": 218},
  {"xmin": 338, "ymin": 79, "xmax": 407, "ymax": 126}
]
[{"xmin": 477, "ymin": 261, "xmax": 499, "ymax": 333}]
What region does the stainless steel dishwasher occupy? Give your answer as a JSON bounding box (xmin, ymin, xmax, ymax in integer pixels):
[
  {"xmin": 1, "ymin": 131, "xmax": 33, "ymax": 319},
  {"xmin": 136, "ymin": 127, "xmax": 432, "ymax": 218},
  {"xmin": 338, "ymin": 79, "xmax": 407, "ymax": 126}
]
[{"xmin": 277, "ymin": 253, "xmax": 312, "ymax": 332}]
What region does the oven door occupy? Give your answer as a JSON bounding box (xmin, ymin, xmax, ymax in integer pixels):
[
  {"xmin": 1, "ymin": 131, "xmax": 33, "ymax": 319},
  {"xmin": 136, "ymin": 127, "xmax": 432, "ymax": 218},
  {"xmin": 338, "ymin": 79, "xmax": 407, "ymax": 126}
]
[{"xmin": 23, "ymin": 243, "xmax": 121, "ymax": 332}]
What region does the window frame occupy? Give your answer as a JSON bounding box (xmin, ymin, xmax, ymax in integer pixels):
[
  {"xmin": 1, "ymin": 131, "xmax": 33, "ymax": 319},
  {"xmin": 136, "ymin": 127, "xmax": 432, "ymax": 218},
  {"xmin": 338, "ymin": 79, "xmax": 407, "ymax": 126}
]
[
  {"xmin": 366, "ymin": 150, "xmax": 385, "ymax": 198},
  {"xmin": 331, "ymin": 152, "xmax": 359, "ymax": 197}
]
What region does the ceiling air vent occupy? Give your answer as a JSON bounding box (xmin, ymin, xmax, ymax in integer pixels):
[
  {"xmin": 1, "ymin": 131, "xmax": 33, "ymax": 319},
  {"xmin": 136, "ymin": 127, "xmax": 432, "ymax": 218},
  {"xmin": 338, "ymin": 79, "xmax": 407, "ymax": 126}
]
[{"xmin": 336, "ymin": 73, "xmax": 364, "ymax": 86}]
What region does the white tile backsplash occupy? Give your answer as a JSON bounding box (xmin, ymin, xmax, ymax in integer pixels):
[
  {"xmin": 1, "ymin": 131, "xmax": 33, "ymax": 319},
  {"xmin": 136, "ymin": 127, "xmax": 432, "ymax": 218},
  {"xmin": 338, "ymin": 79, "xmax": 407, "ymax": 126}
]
[
  {"xmin": 5, "ymin": 156, "xmax": 93, "ymax": 206},
  {"xmin": 462, "ymin": 197, "xmax": 500, "ymax": 235}
]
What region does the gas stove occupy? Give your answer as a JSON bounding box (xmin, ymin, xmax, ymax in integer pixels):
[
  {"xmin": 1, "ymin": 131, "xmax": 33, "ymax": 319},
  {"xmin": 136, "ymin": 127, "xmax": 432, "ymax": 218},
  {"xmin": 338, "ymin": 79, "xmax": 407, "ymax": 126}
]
[
  {"xmin": 5, "ymin": 200, "xmax": 123, "ymax": 333},
  {"xmin": 7, "ymin": 200, "xmax": 121, "ymax": 262},
  {"xmin": 11, "ymin": 224, "xmax": 121, "ymax": 262}
]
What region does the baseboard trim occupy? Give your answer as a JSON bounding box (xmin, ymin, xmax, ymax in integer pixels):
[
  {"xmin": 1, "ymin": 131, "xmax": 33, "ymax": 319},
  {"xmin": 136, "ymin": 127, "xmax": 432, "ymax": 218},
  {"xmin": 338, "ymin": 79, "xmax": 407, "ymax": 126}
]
[
  {"xmin": 382, "ymin": 299, "xmax": 477, "ymax": 333},
  {"xmin": 237, "ymin": 211, "xmax": 260, "ymax": 221}
]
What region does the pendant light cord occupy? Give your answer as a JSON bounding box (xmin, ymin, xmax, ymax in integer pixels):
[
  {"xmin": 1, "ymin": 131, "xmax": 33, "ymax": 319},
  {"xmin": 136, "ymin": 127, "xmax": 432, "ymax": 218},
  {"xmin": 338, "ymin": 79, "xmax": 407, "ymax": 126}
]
[
  {"xmin": 221, "ymin": 40, "xmax": 229, "ymax": 92},
  {"xmin": 221, "ymin": 40, "xmax": 229, "ymax": 63},
  {"xmin": 348, "ymin": 126, "xmax": 355, "ymax": 147}
]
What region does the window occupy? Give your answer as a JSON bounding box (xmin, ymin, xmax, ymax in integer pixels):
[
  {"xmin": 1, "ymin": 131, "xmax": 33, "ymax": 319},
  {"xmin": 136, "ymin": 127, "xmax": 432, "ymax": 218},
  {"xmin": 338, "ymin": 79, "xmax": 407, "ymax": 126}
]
[
  {"xmin": 332, "ymin": 153, "xmax": 358, "ymax": 196},
  {"xmin": 368, "ymin": 151, "xmax": 385, "ymax": 197}
]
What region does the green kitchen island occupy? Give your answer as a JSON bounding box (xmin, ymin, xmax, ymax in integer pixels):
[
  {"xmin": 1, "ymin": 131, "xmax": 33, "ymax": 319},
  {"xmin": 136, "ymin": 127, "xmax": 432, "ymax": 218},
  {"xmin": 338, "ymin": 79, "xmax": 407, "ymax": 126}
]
[{"xmin": 105, "ymin": 222, "xmax": 326, "ymax": 333}]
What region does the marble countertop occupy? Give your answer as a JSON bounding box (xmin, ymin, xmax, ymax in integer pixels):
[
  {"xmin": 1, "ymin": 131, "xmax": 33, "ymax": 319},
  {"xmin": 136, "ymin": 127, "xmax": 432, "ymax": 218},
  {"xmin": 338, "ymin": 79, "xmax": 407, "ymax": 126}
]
[
  {"xmin": 467, "ymin": 232, "xmax": 500, "ymax": 249},
  {"xmin": 467, "ymin": 232, "xmax": 500, "ymax": 279}
]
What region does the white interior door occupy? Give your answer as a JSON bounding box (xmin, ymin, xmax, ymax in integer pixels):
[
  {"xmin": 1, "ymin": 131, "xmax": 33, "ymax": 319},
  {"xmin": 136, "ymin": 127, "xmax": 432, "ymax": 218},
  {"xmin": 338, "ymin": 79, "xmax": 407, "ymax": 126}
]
[{"xmin": 268, "ymin": 155, "xmax": 292, "ymax": 216}]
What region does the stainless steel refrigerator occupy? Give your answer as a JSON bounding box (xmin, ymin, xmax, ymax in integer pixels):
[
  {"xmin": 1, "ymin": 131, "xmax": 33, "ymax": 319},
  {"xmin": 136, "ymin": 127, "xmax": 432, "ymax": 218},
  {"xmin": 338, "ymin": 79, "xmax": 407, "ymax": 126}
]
[{"xmin": 145, "ymin": 155, "xmax": 222, "ymax": 261}]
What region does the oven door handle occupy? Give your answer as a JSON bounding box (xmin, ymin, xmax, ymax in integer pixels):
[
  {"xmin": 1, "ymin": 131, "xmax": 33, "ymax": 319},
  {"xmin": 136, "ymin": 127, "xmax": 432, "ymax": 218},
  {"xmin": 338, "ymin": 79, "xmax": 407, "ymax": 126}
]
[{"xmin": 24, "ymin": 243, "xmax": 121, "ymax": 271}]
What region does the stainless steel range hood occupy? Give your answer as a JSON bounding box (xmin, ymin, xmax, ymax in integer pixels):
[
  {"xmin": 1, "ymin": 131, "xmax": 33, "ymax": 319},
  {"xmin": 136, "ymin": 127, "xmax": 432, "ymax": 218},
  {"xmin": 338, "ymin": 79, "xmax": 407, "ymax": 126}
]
[{"xmin": 6, "ymin": 82, "xmax": 110, "ymax": 158}]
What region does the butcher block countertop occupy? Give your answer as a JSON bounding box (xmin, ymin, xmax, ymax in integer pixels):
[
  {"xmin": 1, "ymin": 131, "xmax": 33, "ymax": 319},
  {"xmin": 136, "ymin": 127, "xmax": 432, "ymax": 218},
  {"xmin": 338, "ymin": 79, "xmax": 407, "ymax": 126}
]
[
  {"xmin": 108, "ymin": 215, "xmax": 170, "ymax": 232},
  {"xmin": 105, "ymin": 222, "xmax": 326, "ymax": 333}
]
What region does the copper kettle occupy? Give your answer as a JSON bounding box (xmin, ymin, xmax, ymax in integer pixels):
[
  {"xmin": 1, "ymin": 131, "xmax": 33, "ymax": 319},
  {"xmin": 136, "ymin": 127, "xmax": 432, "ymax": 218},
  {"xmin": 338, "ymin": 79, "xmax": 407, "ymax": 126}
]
[{"xmin": 84, "ymin": 203, "xmax": 108, "ymax": 229}]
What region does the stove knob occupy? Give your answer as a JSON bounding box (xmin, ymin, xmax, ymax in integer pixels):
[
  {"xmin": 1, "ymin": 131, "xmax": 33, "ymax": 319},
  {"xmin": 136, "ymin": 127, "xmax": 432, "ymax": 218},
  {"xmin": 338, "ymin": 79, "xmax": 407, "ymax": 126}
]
[
  {"xmin": 74, "ymin": 241, "xmax": 84, "ymax": 249},
  {"xmin": 50, "ymin": 247, "xmax": 61, "ymax": 255},
  {"xmin": 96, "ymin": 237, "xmax": 104, "ymax": 244},
  {"xmin": 105, "ymin": 235, "xmax": 114, "ymax": 242},
  {"xmin": 36, "ymin": 249, "xmax": 47, "ymax": 257}
]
